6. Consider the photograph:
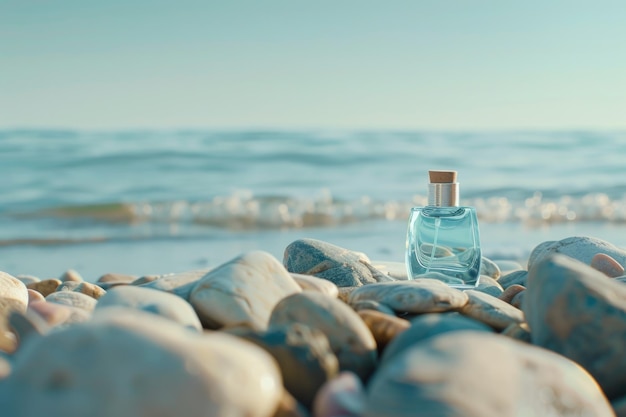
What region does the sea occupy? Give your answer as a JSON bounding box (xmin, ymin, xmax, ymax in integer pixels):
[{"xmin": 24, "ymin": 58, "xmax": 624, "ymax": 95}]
[{"xmin": 2, "ymin": 129, "xmax": 626, "ymax": 281}]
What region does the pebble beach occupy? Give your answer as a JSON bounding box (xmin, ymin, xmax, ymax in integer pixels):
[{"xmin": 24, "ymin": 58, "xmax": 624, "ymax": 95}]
[{"xmin": 1, "ymin": 234, "xmax": 626, "ymax": 416}]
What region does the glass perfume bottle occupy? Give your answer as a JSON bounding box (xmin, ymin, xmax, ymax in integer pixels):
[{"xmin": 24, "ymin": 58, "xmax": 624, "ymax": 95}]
[{"xmin": 405, "ymin": 170, "xmax": 481, "ymax": 287}]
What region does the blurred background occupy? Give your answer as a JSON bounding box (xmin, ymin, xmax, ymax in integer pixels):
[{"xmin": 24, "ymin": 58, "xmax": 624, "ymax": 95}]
[{"xmin": 1, "ymin": 1, "xmax": 625, "ymax": 280}]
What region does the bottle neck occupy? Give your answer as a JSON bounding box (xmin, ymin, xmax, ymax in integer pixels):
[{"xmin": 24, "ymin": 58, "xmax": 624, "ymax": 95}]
[{"xmin": 428, "ymin": 183, "xmax": 459, "ymax": 207}]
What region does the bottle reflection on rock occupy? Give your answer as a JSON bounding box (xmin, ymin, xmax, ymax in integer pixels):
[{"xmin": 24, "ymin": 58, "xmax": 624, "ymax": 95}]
[{"xmin": 405, "ymin": 170, "xmax": 481, "ymax": 287}]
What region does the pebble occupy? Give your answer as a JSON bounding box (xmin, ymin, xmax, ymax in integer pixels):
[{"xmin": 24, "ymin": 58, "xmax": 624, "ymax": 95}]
[
  {"xmin": 8, "ymin": 309, "xmax": 50, "ymax": 345},
  {"xmin": 380, "ymin": 313, "xmax": 492, "ymax": 366},
  {"xmin": 290, "ymin": 273, "xmax": 339, "ymax": 298},
  {"xmin": 140, "ymin": 269, "xmax": 210, "ymax": 301},
  {"xmin": 357, "ymin": 309, "xmax": 411, "ymax": 351},
  {"xmin": 240, "ymin": 323, "xmax": 339, "ymax": 409},
  {"xmin": 510, "ymin": 289, "xmax": 525, "ymax": 309},
  {"xmin": 460, "ymin": 290, "xmax": 525, "ymax": 330},
  {"xmin": 497, "ymin": 284, "xmax": 526, "ymax": 305},
  {"xmin": 27, "ymin": 289, "xmax": 45, "ymax": 305},
  {"xmin": 45, "ymin": 291, "xmax": 97, "ymax": 312},
  {"xmin": 130, "ymin": 274, "xmax": 161, "ymax": 285},
  {"xmin": 270, "ymin": 291, "xmax": 377, "ymax": 381},
  {"xmin": 313, "ymin": 372, "xmax": 366, "ymax": 417},
  {"xmin": 479, "ymin": 256, "xmax": 501, "ymax": 279},
  {"xmin": 590, "ymin": 253, "xmax": 625, "ymax": 277},
  {"xmin": 501, "ymin": 322, "xmax": 532, "ymax": 343},
  {"xmin": 525, "ymin": 253, "xmax": 626, "ymax": 400},
  {"xmin": 528, "ymin": 235, "xmax": 626, "ymax": 270},
  {"xmin": 337, "ymin": 286, "xmax": 358, "ymax": 303},
  {"xmin": 190, "ymin": 251, "xmax": 301, "ymax": 330},
  {"xmin": 474, "ymin": 275, "xmax": 504, "ymax": 297},
  {"xmin": 58, "ymin": 269, "xmax": 83, "ymax": 282},
  {"xmin": 95, "ymin": 285, "xmax": 202, "ymax": 331},
  {"xmin": 350, "ymin": 299, "xmax": 397, "ymax": 316},
  {"xmin": 497, "ymin": 270, "xmax": 528, "ymax": 289},
  {"xmin": 0, "ymin": 309, "xmax": 284, "ymax": 417},
  {"xmin": 26, "ymin": 279, "xmax": 62, "ymax": 297},
  {"xmin": 365, "ymin": 331, "xmax": 615, "ymax": 417},
  {"xmin": 0, "ymin": 272, "xmax": 28, "ymax": 353},
  {"xmin": 96, "ymin": 281, "xmax": 129, "ymax": 291},
  {"xmin": 347, "ymin": 279, "xmax": 468, "ymax": 314},
  {"xmin": 15, "ymin": 274, "xmax": 40, "ymax": 285},
  {"xmin": 0, "ymin": 272, "xmax": 28, "ymax": 307},
  {"xmin": 283, "ymin": 238, "xmax": 392, "ymax": 287},
  {"xmin": 27, "ymin": 300, "xmax": 91, "ymax": 327},
  {"xmin": 56, "ymin": 281, "xmax": 107, "ymax": 299},
  {"xmin": 96, "ymin": 272, "xmax": 137, "ymax": 284},
  {"xmin": 370, "ymin": 261, "xmax": 408, "ymax": 280}
]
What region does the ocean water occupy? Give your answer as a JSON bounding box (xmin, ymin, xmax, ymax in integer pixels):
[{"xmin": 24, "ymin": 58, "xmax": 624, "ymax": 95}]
[{"xmin": 1, "ymin": 129, "xmax": 626, "ymax": 280}]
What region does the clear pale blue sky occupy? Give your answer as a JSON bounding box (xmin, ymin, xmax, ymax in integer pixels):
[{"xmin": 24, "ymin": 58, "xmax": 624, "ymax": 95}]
[{"xmin": 1, "ymin": 0, "xmax": 625, "ymax": 130}]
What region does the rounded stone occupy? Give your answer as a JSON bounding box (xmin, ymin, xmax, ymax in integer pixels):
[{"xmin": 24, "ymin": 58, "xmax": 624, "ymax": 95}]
[
  {"xmin": 95, "ymin": 286, "xmax": 202, "ymax": 331},
  {"xmin": 27, "ymin": 300, "xmax": 91, "ymax": 327},
  {"xmin": 0, "ymin": 272, "xmax": 28, "ymax": 307},
  {"xmin": 365, "ymin": 331, "xmax": 615, "ymax": 417},
  {"xmin": 283, "ymin": 238, "xmax": 391, "ymax": 287},
  {"xmin": 357, "ymin": 309, "xmax": 410, "ymax": 351},
  {"xmin": 139, "ymin": 269, "xmax": 209, "ymax": 301},
  {"xmin": 26, "ymin": 279, "xmax": 62, "ymax": 297},
  {"xmin": 459, "ymin": 290, "xmax": 525, "ymax": 330},
  {"xmin": 480, "ymin": 257, "xmax": 501, "ymax": 279},
  {"xmin": 528, "ymin": 236, "xmax": 626, "ymax": 270},
  {"xmin": 502, "ymin": 322, "xmax": 532, "ymax": 343},
  {"xmin": 59, "ymin": 269, "xmax": 83, "ymax": 282},
  {"xmin": 370, "ymin": 261, "xmax": 408, "ymax": 280},
  {"xmin": 524, "ymin": 253, "xmax": 626, "ymax": 400},
  {"xmin": 130, "ymin": 275, "xmax": 161, "ymax": 286},
  {"xmin": 270, "ymin": 291, "xmax": 377, "ymax": 380},
  {"xmin": 290, "ymin": 273, "xmax": 339, "ymax": 298},
  {"xmin": 313, "ymin": 372, "xmax": 366, "ymax": 417},
  {"xmin": 351, "ymin": 300, "xmax": 396, "ymax": 316},
  {"xmin": 45, "ymin": 291, "xmax": 97, "ymax": 312},
  {"xmin": 0, "ymin": 309, "xmax": 283, "ymax": 417},
  {"xmin": 1, "ymin": 272, "xmax": 28, "ymax": 353},
  {"xmin": 56, "ymin": 281, "xmax": 106, "ymax": 300},
  {"xmin": 590, "ymin": 253, "xmax": 625, "ymax": 278},
  {"xmin": 15, "ymin": 275, "xmax": 40, "ymax": 285},
  {"xmin": 498, "ymin": 284, "xmax": 526, "ymax": 305},
  {"xmin": 240, "ymin": 323, "xmax": 339, "ymax": 408},
  {"xmin": 347, "ymin": 279, "xmax": 468, "ymax": 314},
  {"xmin": 474, "ymin": 275, "xmax": 504, "ymax": 297},
  {"xmin": 380, "ymin": 313, "xmax": 492, "ymax": 366},
  {"xmin": 190, "ymin": 251, "xmax": 301, "ymax": 330},
  {"xmin": 27, "ymin": 289, "xmax": 45, "ymax": 305},
  {"xmin": 8, "ymin": 309, "xmax": 50, "ymax": 345},
  {"xmin": 498, "ymin": 270, "xmax": 528, "ymax": 289},
  {"xmin": 337, "ymin": 287, "xmax": 358, "ymax": 303},
  {"xmin": 96, "ymin": 273, "xmax": 137, "ymax": 284},
  {"xmin": 511, "ymin": 290, "xmax": 525, "ymax": 309}
]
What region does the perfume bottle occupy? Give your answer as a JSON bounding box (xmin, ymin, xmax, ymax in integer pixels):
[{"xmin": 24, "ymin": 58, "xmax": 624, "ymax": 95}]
[{"xmin": 405, "ymin": 170, "xmax": 481, "ymax": 287}]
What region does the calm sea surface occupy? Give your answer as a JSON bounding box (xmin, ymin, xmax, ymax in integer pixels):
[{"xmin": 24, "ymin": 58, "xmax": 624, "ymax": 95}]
[{"xmin": 2, "ymin": 130, "xmax": 626, "ymax": 280}]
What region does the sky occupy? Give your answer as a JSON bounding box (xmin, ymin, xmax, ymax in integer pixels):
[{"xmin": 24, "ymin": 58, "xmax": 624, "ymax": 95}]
[{"xmin": 1, "ymin": 0, "xmax": 625, "ymax": 130}]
